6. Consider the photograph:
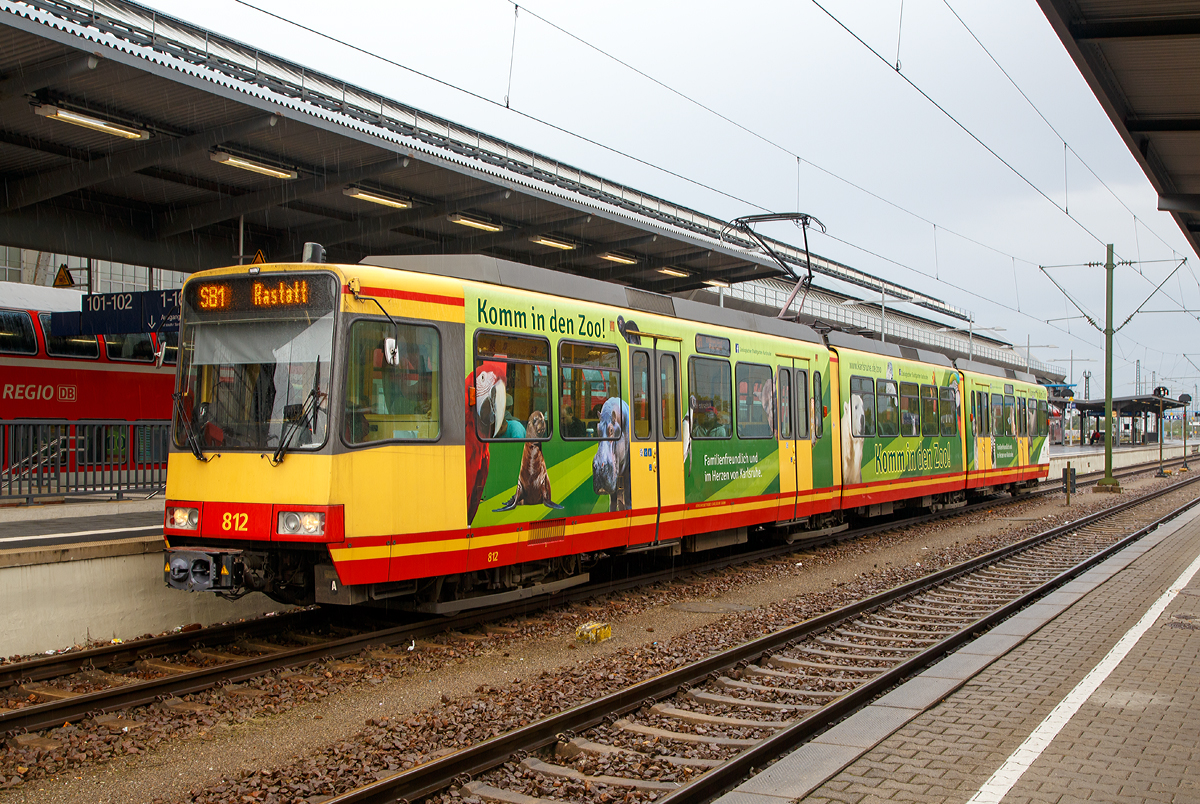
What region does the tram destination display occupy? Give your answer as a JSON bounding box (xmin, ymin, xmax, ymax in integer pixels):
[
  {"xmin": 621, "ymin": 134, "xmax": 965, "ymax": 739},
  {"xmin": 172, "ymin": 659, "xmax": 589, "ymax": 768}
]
[{"xmin": 184, "ymin": 273, "xmax": 338, "ymax": 318}]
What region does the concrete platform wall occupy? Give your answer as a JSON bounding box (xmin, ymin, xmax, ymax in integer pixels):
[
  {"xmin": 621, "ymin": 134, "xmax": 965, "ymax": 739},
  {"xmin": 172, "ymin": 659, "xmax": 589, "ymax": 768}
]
[
  {"xmin": 1, "ymin": 551, "xmax": 289, "ymax": 656},
  {"xmin": 1049, "ymin": 443, "xmax": 1198, "ymax": 478}
]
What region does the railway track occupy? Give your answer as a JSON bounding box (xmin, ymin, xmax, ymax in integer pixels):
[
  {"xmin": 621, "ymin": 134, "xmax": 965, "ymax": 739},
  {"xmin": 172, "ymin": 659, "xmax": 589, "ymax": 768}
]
[
  {"xmin": 315, "ymin": 474, "xmax": 1200, "ymax": 804},
  {"xmin": 0, "ymin": 454, "xmax": 1185, "ymax": 738}
]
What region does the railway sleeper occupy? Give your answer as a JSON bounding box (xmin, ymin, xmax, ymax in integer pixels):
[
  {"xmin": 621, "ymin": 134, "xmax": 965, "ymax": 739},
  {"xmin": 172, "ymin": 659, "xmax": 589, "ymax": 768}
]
[
  {"xmin": 883, "ymin": 605, "xmax": 988, "ymax": 620},
  {"xmin": 556, "ymin": 736, "xmax": 723, "ymax": 769},
  {"xmin": 716, "ymin": 675, "xmax": 846, "ymax": 699},
  {"xmin": 136, "ymin": 657, "xmax": 191, "ymax": 675},
  {"xmin": 190, "ymin": 648, "xmax": 244, "ymax": 663},
  {"xmin": 789, "ymin": 645, "xmax": 906, "ymax": 664},
  {"xmin": 462, "ymin": 780, "xmax": 559, "ymax": 804},
  {"xmin": 236, "ymin": 639, "xmax": 288, "ymax": 654},
  {"xmin": 854, "ymin": 620, "xmax": 958, "ymax": 636},
  {"xmin": 766, "ymin": 654, "xmax": 888, "ymax": 675},
  {"xmin": 831, "ymin": 627, "xmax": 942, "ymax": 645},
  {"xmin": 686, "ymin": 688, "xmax": 813, "ymax": 713},
  {"xmin": 520, "ymin": 756, "xmax": 680, "ymax": 791},
  {"xmin": 650, "ymin": 703, "xmax": 792, "ymax": 729},
  {"xmin": 813, "ymin": 636, "xmax": 927, "ymax": 653},
  {"xmin": 742, "ymin": 665, "xmax": 859, "ymax": 692},
  {"xmin": 17, "ymin": 682, "xmax": 79, "ymax": 702},
  {"xmin": 79, "ymin": 669, "xmax": 131, "ymax": 688},
  {"xmin": 615, "ymin": 718, "xmax": 758, "ymax": 746}
]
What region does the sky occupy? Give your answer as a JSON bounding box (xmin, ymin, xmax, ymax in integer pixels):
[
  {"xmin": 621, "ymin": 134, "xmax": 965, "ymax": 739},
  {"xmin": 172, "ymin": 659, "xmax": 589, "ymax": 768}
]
[{"xmin": 134, "ymin": 0, "xmax": 1200, "ymax": 399}]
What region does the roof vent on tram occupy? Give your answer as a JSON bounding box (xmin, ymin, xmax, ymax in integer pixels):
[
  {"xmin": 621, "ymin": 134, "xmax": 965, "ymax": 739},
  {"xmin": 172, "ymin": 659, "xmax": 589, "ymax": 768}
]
[{"xmin": 302, "ymin": 242, "xmax": 327, "ymax": 263}]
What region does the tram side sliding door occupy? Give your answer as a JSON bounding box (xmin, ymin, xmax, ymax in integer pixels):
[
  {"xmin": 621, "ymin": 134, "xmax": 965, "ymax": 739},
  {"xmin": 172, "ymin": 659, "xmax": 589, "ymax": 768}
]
[
  {"xmin": 629, "ymin": 343, "xmax": 683, "ymax": 546},
  {"xmin": 776, "ymin": 358, "xmax": 812, "ymax": 523},
  {"xmin": 655, "ymin": 348, "xmax": 684, "ymax": 542}
]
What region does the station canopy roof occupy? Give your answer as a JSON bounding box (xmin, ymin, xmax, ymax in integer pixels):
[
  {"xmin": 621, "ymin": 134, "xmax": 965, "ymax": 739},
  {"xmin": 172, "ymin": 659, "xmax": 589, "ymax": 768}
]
[
  {"xmin": 1039, "ymin": 0, "xmax": 1200, "ymax": 260},
  {"xmin": 0, "ymin": 0, "xmax": 971, "ymax": 321},
  {"xmin": 1069, "ymin": 394, "xmax": 1187, "ymax": 416}
]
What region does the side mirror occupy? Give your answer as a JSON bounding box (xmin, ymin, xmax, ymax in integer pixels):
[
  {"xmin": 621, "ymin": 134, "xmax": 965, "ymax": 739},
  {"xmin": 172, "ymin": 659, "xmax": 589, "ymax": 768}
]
[
  {"xmin": 154, "ymin": 342, "xmax": 167, "ymax": 369},
  {"xmin": 383, "ymin": 338, "xmax": 400, "ymax": 366}
]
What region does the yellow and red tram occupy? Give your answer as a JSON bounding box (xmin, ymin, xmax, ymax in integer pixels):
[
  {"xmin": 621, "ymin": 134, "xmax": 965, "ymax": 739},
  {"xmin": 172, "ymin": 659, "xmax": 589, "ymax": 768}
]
[{"xmin": 162, "ymin": 255, "xmax": 1049, "ymax": 610}]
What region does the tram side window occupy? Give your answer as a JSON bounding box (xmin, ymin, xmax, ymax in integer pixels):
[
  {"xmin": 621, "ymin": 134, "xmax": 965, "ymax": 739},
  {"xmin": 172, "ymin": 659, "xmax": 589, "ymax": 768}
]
[
  {"xmin": 877, "ymin": 379, "xmax": 899, "ymax": 437},
  {"xmin": 796, "ymin": 369, "xmax": 810, "ymax": 438},
  {"xmin": 900, "ymin": 382, "xmax": 920, "ymax": 437},
  {"xmin": 939, "ymin": 386, "xmax": 958, "ymax": 437},
  {"xmin": 632, "ymin": 351, "xmax": 651, "ymax": 440},
  {"xmin": 1016, "ymin": 398, "xmax": 1027, "ymax": 436},
  {"xmin": 475, "ymin": 332, "xmax": 550, "ymax": 441},
  {"xmin": 690, "ymin": 357, "xmax": 732, "ymax": 439},
  {"xmin": 660, "ymin": 354, "xmax": 679, "ymax": 439},
  {"xmin": 1028, "ymin": 397, "xmax": 1038, "ymax": 436},
  {"xmin": 736, "ymin": 363, "xmax": 775, "ymax": 439},
  {"xmin": 975, "ymin": 390, "xmax": 990, "ymax": 436},
  {"xmin": 1003, "ymin": 395, "xmax": 1016, "ymax": 437},
  {"xmin": 345, "ymin": 320, "xmax": 440, "ymax": 444},
  {"xmin": 849, "ymin": 376, "xmax": 876, "ymax": 437},
  {"xmin": 813, "ymin": 370, "xmax": 824, "ymax": 438},
  {"xmin": 38, "ymin": 313, "xmax": 98, "ymax": 359},
  {"xmin": 779, "ymin": 368, "xmax": 792, "ymax": 439},
  {"xmin": 0, "ymin": 310, "xmax": 37, "ymax": 355},
  {"xmin": 1037, "ymin": 399, "xmax": 1049, "ymax": 436},
  {"xmin": 105, "ymin": 333, "xmax": 154, "ymax": 362},
  {"xmin": 991, "ymin": 393, "xmax": 1004, "ymax": 437},
  {"xmin": 921, "ymin": 385, "xmax": 939, "ymax": 436},
  {"xmin": 560, "ymin": 341, "xmax": 620, "ymax": 440}
]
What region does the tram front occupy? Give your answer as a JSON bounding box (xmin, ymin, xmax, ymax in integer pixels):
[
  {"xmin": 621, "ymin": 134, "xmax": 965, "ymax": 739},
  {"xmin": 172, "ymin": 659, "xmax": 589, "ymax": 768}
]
[{"xmin": 163, "ymin": 266, "xmax": 341, "ymax": 603}]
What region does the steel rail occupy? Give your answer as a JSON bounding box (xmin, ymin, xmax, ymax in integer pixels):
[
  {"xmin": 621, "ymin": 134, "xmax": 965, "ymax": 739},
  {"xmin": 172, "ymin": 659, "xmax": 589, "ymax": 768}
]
[
  {"xmin": 0, "ymin": 609, "xmax": 320, "ymax": 690},
  {"xmin": 321, "ymin": 475, "xmax": 1200, "ymax": 804}
]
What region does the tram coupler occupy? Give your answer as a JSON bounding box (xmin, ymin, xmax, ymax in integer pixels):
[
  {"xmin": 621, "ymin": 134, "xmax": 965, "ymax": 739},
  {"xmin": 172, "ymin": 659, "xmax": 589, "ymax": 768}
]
[{"xmin": 164, "ymin": 547, "xmax": 243, "ymax": 592}]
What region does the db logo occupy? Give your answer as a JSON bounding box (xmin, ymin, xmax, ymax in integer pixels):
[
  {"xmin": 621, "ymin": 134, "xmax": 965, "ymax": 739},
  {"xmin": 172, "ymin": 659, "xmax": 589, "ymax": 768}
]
[{"xmin": 57, "ymin": 385, "xmax": 78, "ymax": 402}]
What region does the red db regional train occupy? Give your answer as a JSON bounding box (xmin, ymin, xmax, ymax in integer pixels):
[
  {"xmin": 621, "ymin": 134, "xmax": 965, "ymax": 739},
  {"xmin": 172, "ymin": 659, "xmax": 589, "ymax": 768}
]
[
  {"xmin": 0, "ymin": 283, "xmax": 175, "ymax": 420},
  {"xmin": 161, "ymin": 254, "xmax": 1050, "ymax": 612}
]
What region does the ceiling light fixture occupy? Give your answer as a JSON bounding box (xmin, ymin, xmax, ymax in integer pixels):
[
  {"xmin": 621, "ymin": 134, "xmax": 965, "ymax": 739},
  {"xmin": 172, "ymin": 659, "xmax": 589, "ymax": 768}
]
[
  {"xmin": 210, "ymin": 150, "xmax": 298, "ymax": 179},
  {"xmin": 529, "ymin": 234, "xmax": 575, "ymax": 250},
  {"xmin": 703, "ymin": 278, "xmax": 730, "ymax": 289},
  {"xmin": 34, "ymin": 104, "xmax": 150, "ymax": 140},
  {"xmin": 448, "ymin": 212, "xmax": 503, "ymax": 232},
  {"xmin": 343, "ymin": 186, "xmax": 411, "ymax": 209},
  {"xmin": 657, "ymin": 267, "xmax": 690, "ymax": 278},
  {"xmin": 599, "ymin": 252, "xmax": 637, "ymax": 265}
]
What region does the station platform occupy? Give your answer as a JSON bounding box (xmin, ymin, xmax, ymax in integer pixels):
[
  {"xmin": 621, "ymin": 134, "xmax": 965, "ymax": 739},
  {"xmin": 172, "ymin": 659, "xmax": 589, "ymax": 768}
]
[
  {"xmin": 1048, "ymin": 439, "xmax": 1197, "ymax": 478},
  {"xmin": 717, "ymin": 497, "xmax": 1200, "ymax": 803},
  {"xmin": 0, "ymin": 499, "xmax": 287, "ymax": 657}
]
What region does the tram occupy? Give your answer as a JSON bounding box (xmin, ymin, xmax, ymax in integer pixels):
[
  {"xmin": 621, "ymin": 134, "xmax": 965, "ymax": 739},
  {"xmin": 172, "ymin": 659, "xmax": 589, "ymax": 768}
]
[{"xmin": 161, "ymin": 254, "xmax": 1049, "ymax": 610}]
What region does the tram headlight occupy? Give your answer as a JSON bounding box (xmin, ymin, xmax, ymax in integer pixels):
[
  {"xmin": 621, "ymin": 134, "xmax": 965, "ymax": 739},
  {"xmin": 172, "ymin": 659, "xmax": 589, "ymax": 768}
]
[
  {"xmin": 167, "ymin": 507, "xmax": 199, "ymax": 530},
  {"xmin": 278, "ymin": 511, "xmax": 324, "ymax": 536}
]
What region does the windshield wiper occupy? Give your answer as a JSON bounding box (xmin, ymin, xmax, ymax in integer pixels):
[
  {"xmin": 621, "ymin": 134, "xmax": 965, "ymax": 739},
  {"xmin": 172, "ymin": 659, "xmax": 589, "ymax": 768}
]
[
  {"xmin": 270, "ymin": 356, "xmax": 323, "ymax": 466},
  {"xmin": 171, "ymin": 392, "xmax": 209, "ymax": 462}
]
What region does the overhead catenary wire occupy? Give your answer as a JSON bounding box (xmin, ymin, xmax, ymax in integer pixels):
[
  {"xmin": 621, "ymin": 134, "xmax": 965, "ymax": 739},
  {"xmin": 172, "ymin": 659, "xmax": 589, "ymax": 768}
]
[{"xmin": 222, "ymin": 0, "xmax": 1197, "ymax": 365}]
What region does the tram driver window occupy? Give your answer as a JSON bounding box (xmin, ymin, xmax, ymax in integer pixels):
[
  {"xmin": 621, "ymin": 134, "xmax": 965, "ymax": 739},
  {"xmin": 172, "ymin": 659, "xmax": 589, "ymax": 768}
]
[
  {"xmin": 690, "ymin": 357, "xmax": 732, "ymax": 439},
  {"xmin": 345, "ymin": 320, "xmax": 440, "ymax": 444},
  {"xmin": 474, "ymin": 332, "xmax": 551, "ymax": 441}
]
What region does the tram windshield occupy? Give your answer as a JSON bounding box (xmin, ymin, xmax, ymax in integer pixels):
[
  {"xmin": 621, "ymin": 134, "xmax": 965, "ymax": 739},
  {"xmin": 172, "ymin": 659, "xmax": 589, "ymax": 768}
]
[{"xmin": 173, "ymin": 273, "xmax": 338, "ymax": 452}]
